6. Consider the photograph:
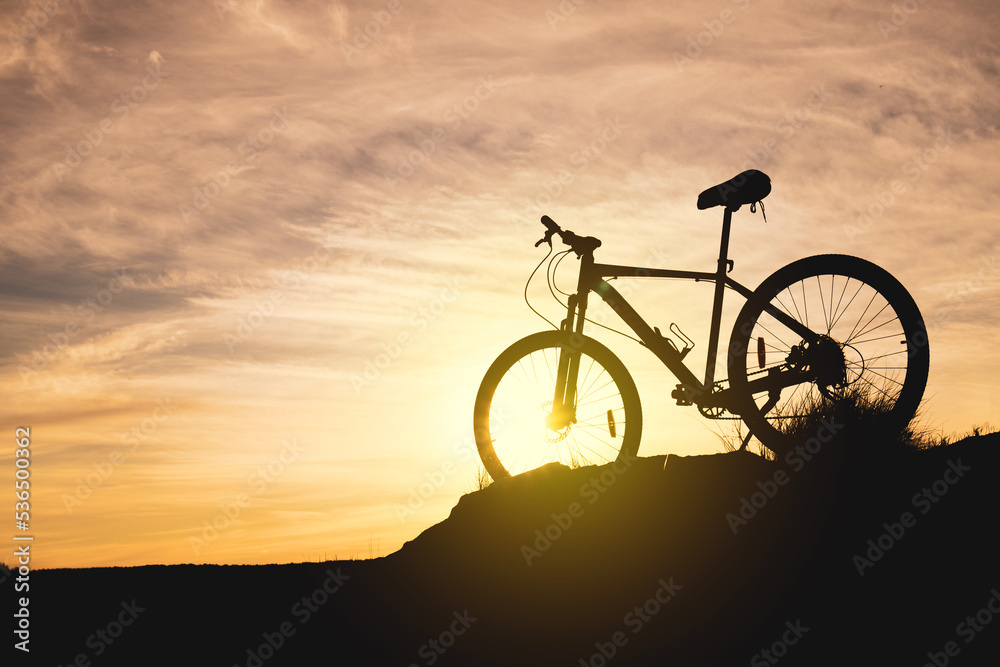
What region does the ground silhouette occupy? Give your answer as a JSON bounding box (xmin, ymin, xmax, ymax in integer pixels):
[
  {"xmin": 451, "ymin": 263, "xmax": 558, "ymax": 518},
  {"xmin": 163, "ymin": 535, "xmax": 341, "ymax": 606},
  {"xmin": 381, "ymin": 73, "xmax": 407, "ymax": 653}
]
[{"xmin": 21, "ymin": 430, "xmax": 1000, "ymax": 666}]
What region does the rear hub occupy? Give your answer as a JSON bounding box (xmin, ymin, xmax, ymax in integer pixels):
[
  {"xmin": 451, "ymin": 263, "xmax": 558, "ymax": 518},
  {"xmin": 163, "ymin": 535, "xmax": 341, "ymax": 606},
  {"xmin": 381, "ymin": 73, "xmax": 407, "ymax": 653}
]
[{"xmin": 787, "ymin": 335, "xmax": 847, "ymax": 390}]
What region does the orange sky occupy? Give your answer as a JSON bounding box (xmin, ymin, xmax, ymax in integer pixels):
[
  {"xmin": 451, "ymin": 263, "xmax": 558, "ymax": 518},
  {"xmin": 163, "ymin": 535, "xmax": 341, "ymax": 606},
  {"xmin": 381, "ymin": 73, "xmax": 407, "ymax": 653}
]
[{"xmin": 2, "ymin": 0, "xmax": 998, "ymax": 569}]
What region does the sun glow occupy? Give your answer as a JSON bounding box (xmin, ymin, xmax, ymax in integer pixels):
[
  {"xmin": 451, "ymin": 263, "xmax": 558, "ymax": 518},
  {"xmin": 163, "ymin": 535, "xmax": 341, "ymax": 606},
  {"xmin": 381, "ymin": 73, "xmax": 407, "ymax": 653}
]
[{"xmin": 484, "ymin": 344, "xmax": 633, "ymax": 477}]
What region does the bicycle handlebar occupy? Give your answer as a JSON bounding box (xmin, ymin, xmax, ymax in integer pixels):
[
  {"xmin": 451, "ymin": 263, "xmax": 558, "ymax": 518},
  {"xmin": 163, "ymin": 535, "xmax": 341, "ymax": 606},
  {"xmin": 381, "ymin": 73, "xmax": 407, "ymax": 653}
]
[{"xmin": 536, "ymin": 215, "xmax": 602, "ymax": 258}]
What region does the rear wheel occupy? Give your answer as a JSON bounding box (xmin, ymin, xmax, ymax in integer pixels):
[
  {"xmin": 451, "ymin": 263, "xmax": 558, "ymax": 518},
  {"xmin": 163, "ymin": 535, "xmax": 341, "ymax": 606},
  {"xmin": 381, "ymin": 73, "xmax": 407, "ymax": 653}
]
[
  {"xmin": 728, "ymin": 255, "xmax": 929, "ymax": 455},
  {"xmin": 474, "ymin": 331, "xmax": 642, "ymax": 481}
]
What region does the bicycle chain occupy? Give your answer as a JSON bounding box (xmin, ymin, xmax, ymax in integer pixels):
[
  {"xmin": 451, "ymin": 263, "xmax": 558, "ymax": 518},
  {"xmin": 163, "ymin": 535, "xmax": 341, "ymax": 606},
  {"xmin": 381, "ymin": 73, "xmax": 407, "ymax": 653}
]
[
  {"xmin": 699, "ymin": 380, "xmax": 738, "ymax": 420},
  {"xmin": 699, "ymin": 363, "xmax": 791, "ymax": 420}
]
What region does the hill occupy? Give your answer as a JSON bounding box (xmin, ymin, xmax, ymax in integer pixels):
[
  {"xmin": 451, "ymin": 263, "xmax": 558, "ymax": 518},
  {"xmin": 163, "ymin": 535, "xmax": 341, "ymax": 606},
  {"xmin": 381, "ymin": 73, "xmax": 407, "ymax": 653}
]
[{"xmin": 20, "ymin": 431, "xmax": 1000, "ymax": 666}]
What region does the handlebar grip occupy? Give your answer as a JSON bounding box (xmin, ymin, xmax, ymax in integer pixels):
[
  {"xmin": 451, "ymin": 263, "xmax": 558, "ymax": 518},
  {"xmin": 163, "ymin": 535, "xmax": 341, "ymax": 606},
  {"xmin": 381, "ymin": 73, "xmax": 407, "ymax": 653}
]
[{"xmin": 540, "ymin": 215, "xmax": 559, "ymax": 231}]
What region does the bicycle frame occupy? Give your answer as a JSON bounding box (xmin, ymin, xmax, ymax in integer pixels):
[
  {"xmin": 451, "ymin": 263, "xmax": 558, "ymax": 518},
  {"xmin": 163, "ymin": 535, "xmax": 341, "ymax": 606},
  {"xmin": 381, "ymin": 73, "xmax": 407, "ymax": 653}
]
[{"xmin": 551, "ymin": 208, "xmax": 817, "ymax": 422}]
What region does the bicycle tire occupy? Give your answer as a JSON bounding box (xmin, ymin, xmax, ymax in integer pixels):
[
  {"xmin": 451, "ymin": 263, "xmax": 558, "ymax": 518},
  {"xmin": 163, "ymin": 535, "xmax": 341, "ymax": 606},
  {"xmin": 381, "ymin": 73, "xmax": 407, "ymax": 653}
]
[
  {"xmin": 474, "ymin": 331, "xmax": 642, "ymax": 481},
  {"xmin": 727, "ymin": 254, "xmax": 929, "ymax": 455}
]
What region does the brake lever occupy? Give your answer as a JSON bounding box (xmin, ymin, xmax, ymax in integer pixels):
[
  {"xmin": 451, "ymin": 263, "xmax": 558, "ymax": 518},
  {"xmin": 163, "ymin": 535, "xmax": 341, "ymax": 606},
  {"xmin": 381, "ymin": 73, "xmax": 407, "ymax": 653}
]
[
  {"xmin": 536, "ymin": 215, "xmax": 560, "ymax": 247},
  {"xmin": 534, "ymin": 230, "xmax": 555, "ymax": 248}
]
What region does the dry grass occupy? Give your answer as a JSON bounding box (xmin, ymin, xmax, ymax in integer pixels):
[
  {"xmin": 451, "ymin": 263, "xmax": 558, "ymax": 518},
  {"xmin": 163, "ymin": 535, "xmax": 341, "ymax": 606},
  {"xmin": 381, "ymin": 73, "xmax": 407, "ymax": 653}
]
[
  {"xmin": 902, "ymin": 421, "xmax": 996, "ymax": 450},
  {"xmin": 727, "ymin": 384, "xmax": 997, "ymax": 454},
  {"xmin": 568, "ymin": 449, "xmax": 583, "ymax": 469},
  {"xmin": 469, "ymin": 464, "xmax": 492, "ymax": 492},
  {"xmin": 774, "ymin": 386, "xmax": 915, "ymax": 445}
]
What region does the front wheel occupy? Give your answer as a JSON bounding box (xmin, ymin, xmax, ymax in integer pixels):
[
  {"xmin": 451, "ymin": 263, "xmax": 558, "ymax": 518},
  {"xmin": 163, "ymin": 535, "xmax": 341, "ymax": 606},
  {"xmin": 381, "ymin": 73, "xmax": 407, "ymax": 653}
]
[
  {"xmin": 474, "ymin": 331, "xmax": 642, "ymax": 481},
  {"xmin": 728, "ymin": 255, "xmax": 929, "ymax": 455}
]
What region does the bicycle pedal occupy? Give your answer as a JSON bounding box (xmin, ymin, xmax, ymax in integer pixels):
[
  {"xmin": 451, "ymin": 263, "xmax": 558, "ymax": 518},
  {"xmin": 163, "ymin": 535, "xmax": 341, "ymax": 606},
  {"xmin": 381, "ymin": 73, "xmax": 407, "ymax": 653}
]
[{"xmin": 671, "ymin": 384, "xmax": 694, "ymax": 406}]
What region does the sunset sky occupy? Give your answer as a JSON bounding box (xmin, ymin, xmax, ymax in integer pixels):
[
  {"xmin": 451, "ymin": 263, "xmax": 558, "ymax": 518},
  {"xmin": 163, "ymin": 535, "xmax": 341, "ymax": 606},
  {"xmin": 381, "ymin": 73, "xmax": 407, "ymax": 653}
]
[{"xmin": 2, "ymin": 0, "xmax": 998, "ymax": 569}]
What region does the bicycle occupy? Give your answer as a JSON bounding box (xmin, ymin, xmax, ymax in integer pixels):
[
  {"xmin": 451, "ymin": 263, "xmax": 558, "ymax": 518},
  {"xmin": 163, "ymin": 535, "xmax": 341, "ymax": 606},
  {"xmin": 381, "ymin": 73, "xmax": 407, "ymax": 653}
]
[{"xmin": 473, "ymin": 170, "xmax": 930, "ymax": 481}]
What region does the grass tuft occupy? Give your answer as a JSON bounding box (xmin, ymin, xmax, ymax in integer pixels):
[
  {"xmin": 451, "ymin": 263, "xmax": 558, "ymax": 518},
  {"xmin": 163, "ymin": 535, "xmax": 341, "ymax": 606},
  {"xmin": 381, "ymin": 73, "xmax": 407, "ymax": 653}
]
[
  {"xmin": 774, "ymin": 386, "xmax": 916, "ymax": 446},
  {"xmin": 733, "ymin": 384, "xmax": 997, "ymax": 455},
  {"xmin": 469, "ymin": 464, "xmax": 492, "ymax": 492}
]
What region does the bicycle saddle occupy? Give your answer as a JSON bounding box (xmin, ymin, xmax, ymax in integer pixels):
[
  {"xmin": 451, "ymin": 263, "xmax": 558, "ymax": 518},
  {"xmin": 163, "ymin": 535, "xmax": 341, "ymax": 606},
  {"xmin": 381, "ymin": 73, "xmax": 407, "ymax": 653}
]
[{"xmin": 697, "ymin": 169, "xmax": 771, "ymax": 211}]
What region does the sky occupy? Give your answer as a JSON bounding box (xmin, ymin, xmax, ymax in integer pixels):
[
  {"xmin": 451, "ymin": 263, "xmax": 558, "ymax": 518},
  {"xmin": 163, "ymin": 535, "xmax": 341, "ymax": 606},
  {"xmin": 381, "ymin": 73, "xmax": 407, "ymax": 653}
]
[{"xmin": 1, "ymin": 0, "xmax": 998, "ymax": 569}]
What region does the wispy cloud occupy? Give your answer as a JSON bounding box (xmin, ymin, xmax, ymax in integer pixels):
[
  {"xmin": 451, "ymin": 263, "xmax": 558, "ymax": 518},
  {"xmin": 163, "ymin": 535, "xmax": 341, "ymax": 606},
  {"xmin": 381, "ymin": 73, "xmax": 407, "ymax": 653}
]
[{"xmin": 2, "ymin": 0, "xmax": 998, "ymax": 568}]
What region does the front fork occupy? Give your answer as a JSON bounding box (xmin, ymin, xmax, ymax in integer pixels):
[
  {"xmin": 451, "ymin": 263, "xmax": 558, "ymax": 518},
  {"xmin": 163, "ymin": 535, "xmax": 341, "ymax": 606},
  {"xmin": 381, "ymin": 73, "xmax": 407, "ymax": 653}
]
[
  {"xmin": 549, "ymin": 255, "xmax": 593, "ymax": 431},
  {"xmin": 548, "ymin": 293, "xmax": 586, "ymax": 431}
]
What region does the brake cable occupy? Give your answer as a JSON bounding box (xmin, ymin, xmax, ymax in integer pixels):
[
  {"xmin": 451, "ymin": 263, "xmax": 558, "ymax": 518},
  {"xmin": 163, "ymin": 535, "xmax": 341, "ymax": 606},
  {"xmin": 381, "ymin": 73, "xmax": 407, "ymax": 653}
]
[
  {"xmin": 524, "ymin": 229, "xmax": 645, "ymax": 346},
  {"xmin": 523, "ymin": 243, "xmax": 561, "ymax": 331},
  {"xmin": 524, "ymin": 226, "xmax": 648, "ymax": 347},
  {"xmin": 549, "ymin": 250, "xmax": 574, "ymax": 299}
]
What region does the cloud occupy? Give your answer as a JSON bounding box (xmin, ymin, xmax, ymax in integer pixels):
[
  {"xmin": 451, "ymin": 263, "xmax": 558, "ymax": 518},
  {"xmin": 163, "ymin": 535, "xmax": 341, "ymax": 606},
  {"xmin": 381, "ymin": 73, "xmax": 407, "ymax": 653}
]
[{"xmin": 2, "ymin": 0, "xmax": 999, "ymax": 567}]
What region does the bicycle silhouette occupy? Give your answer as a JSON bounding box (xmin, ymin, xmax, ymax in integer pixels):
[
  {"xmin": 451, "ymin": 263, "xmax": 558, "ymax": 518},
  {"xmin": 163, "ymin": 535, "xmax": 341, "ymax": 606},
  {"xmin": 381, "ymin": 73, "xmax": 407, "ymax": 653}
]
[{"xmin": 473, "ymin": 170, "xmax": 929, "ymax": 481}]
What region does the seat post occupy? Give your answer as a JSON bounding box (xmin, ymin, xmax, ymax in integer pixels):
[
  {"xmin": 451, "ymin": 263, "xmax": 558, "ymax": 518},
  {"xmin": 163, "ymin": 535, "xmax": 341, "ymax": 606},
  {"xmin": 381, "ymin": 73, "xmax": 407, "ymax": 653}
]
[{"xmin": 704, "ymin": 207, "xmax": 734, "ymax": 390}]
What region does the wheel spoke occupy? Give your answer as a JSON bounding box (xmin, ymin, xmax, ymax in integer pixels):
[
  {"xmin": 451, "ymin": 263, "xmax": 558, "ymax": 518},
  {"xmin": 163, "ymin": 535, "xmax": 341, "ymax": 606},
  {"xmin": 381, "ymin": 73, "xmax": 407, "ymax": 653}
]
[
  {"xmin": 847, "ymin": 363, "xmax": 905, "ymax": 388},
  {"xmin": 829, "ymin": 280, "xmax": 866, "ymax": 331},
  {"xmin": 829, "ymin": 274, "xmax": 837, "ymax": 333},
  {"xmin": 773, "ymin": 292, "xmax": 800, "ymax": 324},
  {"xmin": 851, "ymin": 348, "xmax": 908, "ymax": 364},
  {"xmin": 851, "ymin": 301, "xmax": 894, "ymax": 343},
  {"xmin": 817, "ymin": 275, "xmax": 830, "ymax": 334},
  {"xmin": 850, "ymin": 330, "xmax": 905, "ymax": 346},
  {"xmin": 569, "ymin": 427, "xmax": 619, "ymax": 462},
  {"xmin": 754, "ymin": 320, "xmax": 796, "ymax": 354},
  {"xmin": 785, "ymin": 286, "xmax": 805, "ymax": 326},
  {"xmin": 579, "ymin": 360, "xmax": 604, "ymax": 399},
  {"xmin": 800, "ymin": 280, "xmax": 809, "ymax": 328},
  {"xmin": 846, "ymin": 291, "xmax": 879, "ymax": 342},
  {"xmin": 855, "ymin": 372, "xmax": 895, "ymax": 401}
]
